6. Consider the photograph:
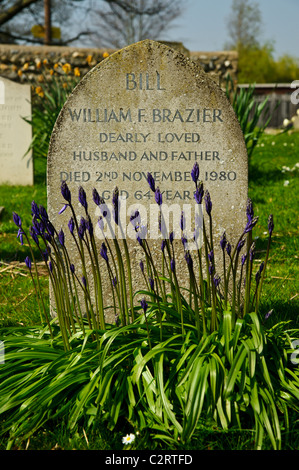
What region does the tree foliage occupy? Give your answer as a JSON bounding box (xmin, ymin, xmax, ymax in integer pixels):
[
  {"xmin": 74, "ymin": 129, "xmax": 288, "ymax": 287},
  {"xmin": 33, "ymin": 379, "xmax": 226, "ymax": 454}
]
[{"xmin": 91, "ymin": 0, "xmax": 182, "ymax": 49}]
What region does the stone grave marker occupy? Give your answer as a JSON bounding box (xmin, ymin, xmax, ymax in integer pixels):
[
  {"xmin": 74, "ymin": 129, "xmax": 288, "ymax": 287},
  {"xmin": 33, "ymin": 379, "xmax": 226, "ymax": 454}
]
[
  {"xmin": 47, "ymin": 39, "xmax": 248, "ymax": 322},
  {"xmin": 0, "ymin": 77, "xmax": 33, "ymax": 185}
]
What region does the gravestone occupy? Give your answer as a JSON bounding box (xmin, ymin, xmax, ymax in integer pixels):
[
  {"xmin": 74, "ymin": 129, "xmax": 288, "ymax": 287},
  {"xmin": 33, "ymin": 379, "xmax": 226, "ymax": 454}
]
[
  {"xmin": 0, "ymin": 77, "xmax": 33, "ymax": 185},
  {"xmin": 47, "ymin": 39, "xmax": 248, "ymax": 321}
]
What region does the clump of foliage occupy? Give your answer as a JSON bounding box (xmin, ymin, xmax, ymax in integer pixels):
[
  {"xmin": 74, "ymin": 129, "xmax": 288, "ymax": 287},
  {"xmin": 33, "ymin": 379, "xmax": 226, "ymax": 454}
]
[
  {"xmin": 1, "ymin": 167, "xmax": 298, "ymax": 451},
  {"xmin": 225, "ymin": 75, "xmax": 273, "ymax": 159}
]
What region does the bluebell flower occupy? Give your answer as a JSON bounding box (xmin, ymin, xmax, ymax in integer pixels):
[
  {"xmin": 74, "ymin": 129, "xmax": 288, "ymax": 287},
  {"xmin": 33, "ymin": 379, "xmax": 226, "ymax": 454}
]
[
  {"xmin": 112, "ymin": 187, "xmax": 119, "ymax": 225},
  {"xmin": 139, "ymin": 260, "xmax": 144, "ymax": 273},
  {"xmin": 226, "ymin": 242, "xmax": 232, "ymax": 257},
  {"xmin": 24, "ymin": 256, "xmax": 31, "ymax": 270},
  {"xmin": 31, "ymin": 201, "xmax": 39, "ymax": 218},
  {"xmin": 149, "ymin": 277, "xmax": 154, "ymax": 290},
  {"xmin": 100, "ymin": 243, "xmax": 108, "ymax": 262},
  {"xmin": 147, "ymin": 172, "xmax": 156, "ymax": 192},
  {"xmin": 204, "ymin": 190, "xmax": 212, "ymax": 215},
  {"xmin": 220, "ymin": 232, "xmax": 227, "ymax": 251},
  {"xmin": 155, "ymin": 187, "xmax": 162, "ymax": 206},
  {"xmin": 61, "ymin": 180, "xmax": 71, "ymax": 203},
  {"xmin": 246, "ymin": 198, "xmax": 254, "ymax": 223},
  {"xmin": 170, "ymin": 258, "xmax": 175, "ymax": 272},
  {"xmin": 191, "ymin": 162, "xmax": 199, "ymax": 184},
  {"xmin": 68, "ymin": 217, "xmax": 75, "ymax": 235},
  {"xmin": 78, "ymin": 186, "xmax": 88, "ymax": 212},
  {"xmin": 58, "ymin": 229, "xmax": 65, "ymax": 246},
  {"xmin": 194, "ymin": 183, "xmax": 204, "ymax": 204},
  {"xmin": 12, "ymin": 212, "xmax": 22, "ymax": 228},
  {"xmin": 29, "ymin": 227, "xmax": 39, "ymax": 246},
  {"xmin": 140, "ymin": 298, "xmax": 148, "ymax": 313},
  {"xmin": 213, "ymin": 275, "xmax": 221, "ymax": 288}
]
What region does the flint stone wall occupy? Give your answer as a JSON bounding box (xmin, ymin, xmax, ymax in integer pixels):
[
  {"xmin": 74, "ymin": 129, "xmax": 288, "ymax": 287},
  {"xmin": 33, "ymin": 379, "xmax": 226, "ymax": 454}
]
[{"xmin": 0, "ymin": 43, "xmax": 238, "ymax": 87}]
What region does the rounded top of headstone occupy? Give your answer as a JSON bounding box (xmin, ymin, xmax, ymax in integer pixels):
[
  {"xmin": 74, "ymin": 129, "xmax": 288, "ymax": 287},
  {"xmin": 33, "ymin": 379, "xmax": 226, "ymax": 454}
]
[{"xmin": 48, "ymin": 38, "xmax": 247, "ymax": 245}]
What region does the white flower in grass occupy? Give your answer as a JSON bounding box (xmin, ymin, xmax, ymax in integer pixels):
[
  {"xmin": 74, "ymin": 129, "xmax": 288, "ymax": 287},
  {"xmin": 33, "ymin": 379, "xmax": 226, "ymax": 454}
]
[
  {"xmin": 122, "ymin": 433, "xmax": 135, "ymax": 445},
  {"xmin": 283, "ymin": 118, "xmax": 290, "ymax": 127},
  {"xmin": 284, "ymin": 180, "xmax": 290, "ymax": 186}
]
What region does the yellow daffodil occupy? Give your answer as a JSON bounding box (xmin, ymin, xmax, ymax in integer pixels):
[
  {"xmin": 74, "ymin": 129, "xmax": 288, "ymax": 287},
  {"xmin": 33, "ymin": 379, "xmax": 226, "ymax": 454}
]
[
  {"xmin": 74, "ymin": 67, "xmax": 81, "ymax": 77},
  {"xmin": 35, "ymin": 86, "xmax": 44, "ymax": 98},
  {"xmin": 103, "ymin": 52, "xmax": 109, "ymax": 58},
  {"xmin": 62, "ymin": 63, "xmax": 71, "ymax": 74}
]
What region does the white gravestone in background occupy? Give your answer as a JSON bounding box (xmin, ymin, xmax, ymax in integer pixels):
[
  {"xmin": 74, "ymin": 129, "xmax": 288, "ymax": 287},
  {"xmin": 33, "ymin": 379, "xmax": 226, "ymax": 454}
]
[{"xmin": 0, "ymin": 77, "xmax": 33, "ymax": 185}]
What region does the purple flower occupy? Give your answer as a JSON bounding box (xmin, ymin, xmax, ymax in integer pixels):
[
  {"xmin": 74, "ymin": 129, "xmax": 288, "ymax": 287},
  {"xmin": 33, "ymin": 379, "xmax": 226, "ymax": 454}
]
[
  {"xmin": 78, "ymin": 186, "xmax": 88, "ymax": 212},
  {"xmin": 12, "ymin": 212, "xmax": 22, "ymax": 228},
  {"xmin": 170, "ymin": 258, "xmax": 175, "ymax": 272},
  {"xmin": 180, "ymin": 211, "xmax": 185, "ymax": 231},
  {"xmin": 24, "ymin": 256, "xmax": 31, "ymax": 270},
  {"xmin": 241, "ymin": 254, "xmax": 247, "ymax": 266},
  {"xmin": 268, "ymin": 214, "xmax": 274, "ymax": 236},
  {"xmin": 208, "ymin": 250, "xmax": 214, "ymax": 262},
  {"xmin": 112, "ymin": 187, "xmax": 119, "ymax": 225},
  {"xmin": 58, "ymin": 229, "xmax": 65, "ymax": 246},
  {"xmin": 194, "ymin": 183, "xmax": 204, "ymax": 204},
  {"xmin": 86, "ymin": 216, "xmax": 93, "ymax": 237},
  {"xmin": 42, "ymin": 250, "xmax": 48, "ymax": 262},
  {"xmin": 100, "ymin": 243, "xmax": 108, "ymax": 262},
  {"xmin": 209, "ymin": 264, "xmax": 214, "ymax": 275},
  {"xmin": 213, "ymin": 275, "xmax": 221, "ymax": 288},
  {"xmin": 49, "ymin": 261, "xmax": 53, "ymax": 273},
  {"xmin": 161, "ymin": 240, "xmax": 166, "ymax": 252},
  {"xmin": 61, "ymin": 180, "xmax": 71, "ymax": 203},
  {"xmin": 181, "ymin": 236, "xmax": 187, "ymax": 248},
  {"xmin": 220, "ymin": 232, "xmax": 227, "ymax": 251},
  {"xmin": 265, "ymin": 309, "xmax": 273, "ymax": 321},
  {"xmin": 70, "ymin": 263, "xmax": 75, "ymax": 274},
  {"xmin": 246, "ymin": 198, "xmax": 254, "ymax": 223},
  {"xmin": 237, "ymin": 239, "xmax": 245, "ymax": 254},
  {"xmin": 139, "ymin": 260, "xmax": 144, "ymax": 273},
  {"xmin": 191, "ymin": 162, "xmax": 199, "ymax": 184},
  {"xmin": 184, "ymin": 252, "xmax": 193, "ymax": 268},
  {"xmin": 141, "ymin": 298, "xmax": 148, "ymax": 313},
  {"xmin": 155, "ymin": 188, "xmax": 162, "ymax": 206},
  {"xmin": 39, "ymin": 205, "xmax": 48, "ymax": 222},
  {"xmin": 31, "ymin": 201, "xmax": 39, "ymax": 218},
  {"xmin": 149, "ymin": 277, "xmax": 154, "ymax": 290},
  {"xmin": 112, "ymin": 276, "xmax": 117, "ymax": 287},
  {"xmin": 82, "ymin": 276, "xmax": 87, "ymax": 288},
  {"xmin": 92, "ymin": 188, "xmax": 101, "ymax": 206},
  {"xmin": 59, "ymin": 204, "xmax": 68, "ymax": 215},
  {"xmin": 68, "ymin": 217, "xmax": 75, "ymax": 235},
  {"xmin": 169, "ymin": 231, "xmax": 174, "ymax": 244},
  {"xmin": 29, "ymin": 227, "xmax": 39, "ymax": 246},
  {"xmin": 244, "ymin": 216, "xmax": 259, "ymax": 234},
  {"xmin": 78, "ymin": 218, "xmax": 86, "ymax": 239},
  {"xmin": 226, "ymin": 242, "xmax": 232, "ymax": 257},
  {"xmin": 46, "ymin": 221, "xmax": 55, "ymax": 237},
  {"xmin": 204, "ymin": 190, "xmax": 212, "ymax": 215},
  {"xmin": 17, "ymin": 228, "xmax": 24, "ymax": 245},
  {"xmin": 147, "ymin": 172, "xmax": 156, "ymax": 192},
  {"xmin": 130, "ymin": 210, "xmax": 140, "ymax": 230}
]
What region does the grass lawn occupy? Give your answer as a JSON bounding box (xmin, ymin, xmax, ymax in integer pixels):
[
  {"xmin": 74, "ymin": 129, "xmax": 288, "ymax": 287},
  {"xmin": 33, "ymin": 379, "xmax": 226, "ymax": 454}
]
[{"xmin": 0, "ymin": 130, "xmax": 298, "ymax": 450}]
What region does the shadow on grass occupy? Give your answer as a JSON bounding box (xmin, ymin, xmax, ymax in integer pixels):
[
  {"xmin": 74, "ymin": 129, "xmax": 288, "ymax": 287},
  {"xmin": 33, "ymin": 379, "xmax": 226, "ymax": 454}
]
[{"xmin": 249, "ymin": 163, "xmax": 286, "ymax": 185}]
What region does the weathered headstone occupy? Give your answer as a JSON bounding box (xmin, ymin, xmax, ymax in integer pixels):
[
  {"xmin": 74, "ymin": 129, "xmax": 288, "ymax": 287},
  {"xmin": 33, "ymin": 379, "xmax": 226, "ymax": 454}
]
[
  {"xmin": 0, "ymin": 77, "xmax": 33, "ymax": 185},
  {"xmin": 48, "ymin": 39, "xmax": 248, "ymax": 321}
]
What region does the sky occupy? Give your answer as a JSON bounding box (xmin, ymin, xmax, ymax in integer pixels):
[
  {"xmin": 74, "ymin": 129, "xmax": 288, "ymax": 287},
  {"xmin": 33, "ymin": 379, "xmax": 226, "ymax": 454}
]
[{"xmin": 157, "ymin": 0, "xmax": 299, "ymax": 59}]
